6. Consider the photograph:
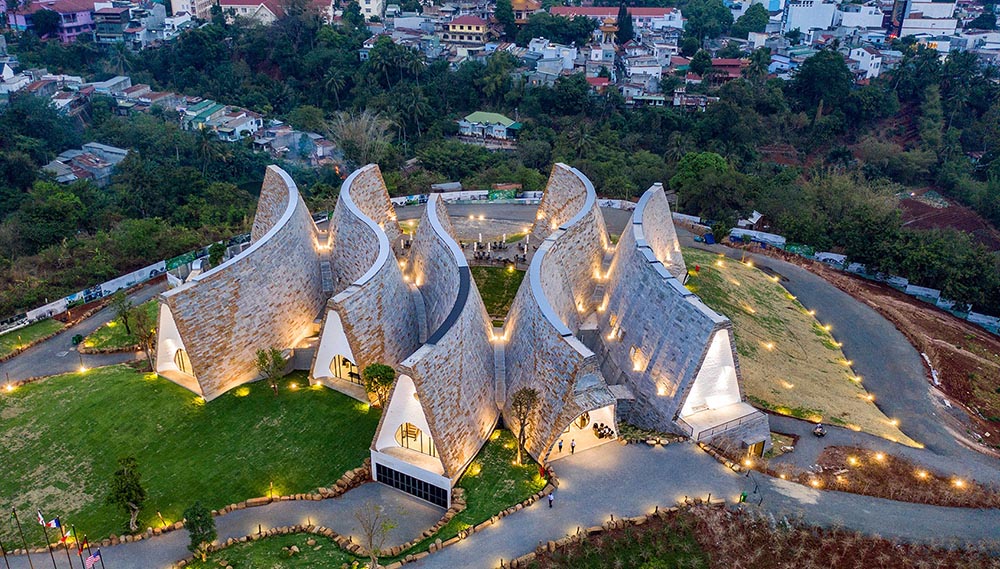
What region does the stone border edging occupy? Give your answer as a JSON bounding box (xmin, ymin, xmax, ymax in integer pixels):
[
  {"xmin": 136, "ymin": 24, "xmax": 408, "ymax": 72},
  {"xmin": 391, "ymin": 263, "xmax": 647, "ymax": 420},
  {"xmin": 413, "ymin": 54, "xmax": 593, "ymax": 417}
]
[
  {"xmin": 168, "ymin": 466, "xmax": 560, "ymax": 569},
  {"xmin": 6, "ymin": 461, "xmax": 372, "ymax": 558},
  {"xmin": 78, "ymin": 342, "xmax": 141, "ymax": 355}
]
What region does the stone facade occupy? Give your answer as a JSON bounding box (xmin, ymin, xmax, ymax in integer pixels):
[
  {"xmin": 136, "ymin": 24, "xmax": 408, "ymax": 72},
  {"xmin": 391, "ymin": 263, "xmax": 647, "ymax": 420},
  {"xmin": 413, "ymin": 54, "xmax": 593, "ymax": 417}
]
[
  {"xmin": 322, "ymin": 165, "xmax": 419, "ymax": 372},
  {"xmin": 156, "ymin": 166, "xmax": 325, "ymax": 400},
  {"xmin": 383, "ymin": 195, "xmax": 500, "ymax": 481},
  {"xmin": 594, "ymin": 184, "xmax": 769, "ymax": 450},
  {"xmin": 504, "ymin": 164, "xmax": 616, "ymax": 461}
]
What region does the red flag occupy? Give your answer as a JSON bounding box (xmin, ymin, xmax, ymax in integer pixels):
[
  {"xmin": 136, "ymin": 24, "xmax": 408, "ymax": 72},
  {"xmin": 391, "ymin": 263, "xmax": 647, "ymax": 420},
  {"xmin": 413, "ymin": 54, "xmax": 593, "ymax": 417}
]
[{"xmin": 78, "ymin": 537, "xmax": 88, "ymax": 554}]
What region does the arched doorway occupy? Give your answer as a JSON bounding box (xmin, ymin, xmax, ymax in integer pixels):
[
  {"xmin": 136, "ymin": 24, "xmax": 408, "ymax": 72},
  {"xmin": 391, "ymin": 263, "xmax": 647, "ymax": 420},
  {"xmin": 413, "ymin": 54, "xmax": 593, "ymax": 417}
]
[
  {"xmin": 174, "ymin": 348, "xmax": 193, "ymax": 376},
  {"xmin": 329, "ymin": 354, "xmax": 361, "ymax": 385},
  {"xmin": 548, "ymin": 405, "xmax": 617, "ymax": 460},
  {"xmin": 395, "ymin": 422, "xmax": 438, "ymax": 458}
]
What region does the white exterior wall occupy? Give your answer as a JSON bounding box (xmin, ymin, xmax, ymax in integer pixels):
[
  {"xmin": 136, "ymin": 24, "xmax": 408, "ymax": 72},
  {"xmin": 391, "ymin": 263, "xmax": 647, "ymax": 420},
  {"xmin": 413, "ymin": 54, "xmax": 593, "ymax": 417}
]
[
  {"xmin": 837, "ymin": 6, "xmax": 884, "ymax": 28},
  {"xmin": 785, "ymin": 0, "xmax": 837, "ymax": 32},
  {"xmin": 311, "ymin": 309, "xmax": 357, "ymax": 381},
  {"xmin": 361, "ymin": 0, "xmax": 385, "ymax": 19},
  {"xmin": 901, "ymin": 18, "xmax": 957, "ymax": 35},
  {"xmin": 679, "ymin": 331, "xmax": 741, "ymax": 416},
  {"xmin": 906, "ymin": 0, "xmax": 955, "ymax": 19},
  {"xmin": 373, "ymin": 374, "xmax": 446, "ymax": 475}
]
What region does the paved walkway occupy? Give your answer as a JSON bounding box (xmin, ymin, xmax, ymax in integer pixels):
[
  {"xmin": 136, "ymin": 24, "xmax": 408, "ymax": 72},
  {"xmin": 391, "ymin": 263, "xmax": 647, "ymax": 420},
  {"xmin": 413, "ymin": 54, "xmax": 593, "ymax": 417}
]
[
  {"xmin": 411, "ymin": 443, "xmax": 1000, "ymax": 569},
  {"xmin": 0, "ymin": 282, "xmax": 165, "ymax": 383},
  {"xmin": 3, "ymin": 483, "xmax": 443, "ymax": 569}
]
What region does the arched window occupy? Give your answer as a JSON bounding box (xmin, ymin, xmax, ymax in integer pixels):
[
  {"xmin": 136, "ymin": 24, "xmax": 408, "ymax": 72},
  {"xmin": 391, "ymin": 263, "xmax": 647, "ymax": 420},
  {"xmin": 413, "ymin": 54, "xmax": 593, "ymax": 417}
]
[
  {"xmin": 330, "ymin": 354, "xmax": 361, "ymax": 385},
  {"xmin": 395, "ymin": 422, "xmax": 438, "ymax": 457},
  {"xmin": 174, "ymin": 349, "xmax": 193, "ymax": 375}
]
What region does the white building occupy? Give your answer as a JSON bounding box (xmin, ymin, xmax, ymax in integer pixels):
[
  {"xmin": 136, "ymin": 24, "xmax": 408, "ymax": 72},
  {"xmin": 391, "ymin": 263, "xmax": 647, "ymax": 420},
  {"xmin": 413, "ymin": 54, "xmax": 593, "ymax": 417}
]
[
  {"xmin": 836, "ymin": 2, "xmax": 885, "ymax": 28},
  {"xmin": 850, "ymin": 46, "xmax": 882, "ymax": 78},
  {"xmin": 783, "ymin": 0, "xmax": 837, "ymax": 33},
  {"xmin": 527, "ymin": 38, "xmax": 578, "ymax": 71},
  {"xmin": 900, "ymin": 0, "xmax": 956, "ymax": 37},
  {"xmin": 361, "ymin": 0, "xmax": 385, "ymax": 20}
]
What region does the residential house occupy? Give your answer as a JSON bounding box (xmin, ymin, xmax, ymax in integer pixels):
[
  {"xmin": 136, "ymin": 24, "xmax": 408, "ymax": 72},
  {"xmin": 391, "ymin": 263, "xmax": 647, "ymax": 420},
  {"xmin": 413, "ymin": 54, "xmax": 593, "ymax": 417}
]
[
  {"xmin": 549, "ymin": 6, "xmax": 684, "ymax": 30},
  {"xmin": 900, "ymin": 0, "xmax": 957, "ymax": 37},
  {"xmin": 182, "ymin": 99, "xmax": 228, "ymax": 130},
  {"xmin": 170, "ymin": 0, "xmax": 212, "ymax": 20},
  {"xmin": 836, "ymin": 2, "xmax": 885, "ymax": 28},
  {"xmin": 93, "ymin": 5, "xmax": 131, "ymax": 44},
  {"xmin": 442, "ymin": 15, "xmax": 488, "ymax": 45},
  {"xmin": 511, "ymin": 0, "xmax": 540, "ymax": 24},
  {"xmin": 672, "ymin": 87, "xmax": 719, "ymax": 111},
  {"xmin": 782, "ymin": 0, "xmax": 837, "ymax": 34},
  {"xmin": 849, "ymin": 46, "xmax": 882, "ymax": 78},
  {"xmin": 0, "ymin": 63, "xmax": 30, "ymax": 95},
  {"xmin": 162, "ymin": 11, "xmax": 192, "ymax": 40},
  {"xmin": 213, "ymin": 109, "xmax": 264, "ymax": 142},
  {"xmin": 708, "ymin": 58, "xmax": 746, "ymax": 83},
  {"xmin": 3, "ymin": 0, "xmax": 96, "ymax": 43},
  {"xmin": 86, "ymin": 75, "xmax": 132, "ymax": 96},
  {"xmin": 217, "ymin": 0, "xmax": 281, "ymax": 25},
  {"xmin": 457, "ymin": 111, "xmax": 521, "ymax": 140},
  {"xmin": 47, "ymin": 145, "xmax": 126, "ymax": 188},
  {"xmin": 83, "ymin": 142, "xmax": 129, "ymax": 165}
]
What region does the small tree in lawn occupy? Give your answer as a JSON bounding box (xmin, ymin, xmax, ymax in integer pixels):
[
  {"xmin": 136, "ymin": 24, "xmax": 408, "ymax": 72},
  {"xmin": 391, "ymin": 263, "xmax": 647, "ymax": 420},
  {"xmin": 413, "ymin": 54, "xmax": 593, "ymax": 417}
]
[
  {"xmin": 362, "ymin": 363, "xmax": 395, "ymax": 408},
  {"xmin": 510, "ymin": 387, "xmax": 540, "ymax": 466},
  {"xmin": 107, "ymin": 456, "xmax": 147, "ymax": 532},
  {"xmin": 354, "ymin": 500, "xmax": 396, "ymax": 569},
  {"xmin": 131, "ymin": 303, "xmax": 157, "ymax": 371},
  {"xmin": 255, "ymin": 347, "xmax": 286, "ymax": 396},
  {"xmin": 184, "ymin": 501, "xmax": 216, "ymax": 561},
  {"xmin": 109, "ymin": 290, "xmax": 134, "ymax": 335}
]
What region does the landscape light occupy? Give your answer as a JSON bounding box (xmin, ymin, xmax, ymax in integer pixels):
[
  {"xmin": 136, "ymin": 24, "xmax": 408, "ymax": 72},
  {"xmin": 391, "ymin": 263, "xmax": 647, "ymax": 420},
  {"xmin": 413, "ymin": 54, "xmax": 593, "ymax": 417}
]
[
  {"xmin": 809, "ymin": 479, "xmax": 821, "ymax": 488},
  {"xmin": 874, "ymin": 452, "xmax": 885, "ymax": 462},
  {"xmin": 916, "ymin": 470, "xmax": 928, "ymax": 479},
  {"xmin": 953, "ymin": 479, "xmax": 965, "ymax": 488},
  {"xmin": 4, "ymin": 384, "xmax": 13, "ymax": 392},
  {"xmin": 823, "ymin": 324, "xmax": 832, "ymax": 332},
  {"xmin": 764, "ymin": 342, "xmax": 775, "ymax": 351},
  {"xmin": 847, "ymin": 456, "xmax": 859, "ymax": 466},
  {"xmin": 889, "ymin": 419, "xmax": 899, "ymax": 426},
  {"xmin": 808, "ymin": 309, "xmax": 816, "ymax": 316},
  {"xmin": 79, "ymin": 366, "xmax": 88, "ymax": 373}
]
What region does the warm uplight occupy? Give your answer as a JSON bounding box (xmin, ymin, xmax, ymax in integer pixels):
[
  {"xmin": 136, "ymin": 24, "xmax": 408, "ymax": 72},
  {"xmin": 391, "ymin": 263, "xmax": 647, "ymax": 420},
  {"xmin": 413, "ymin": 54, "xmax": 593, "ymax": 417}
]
[
  {"xmin": 822, "ymin": 324, "xmax": 832, "ymax": 332},
  {"xmin": 478, "ymin": 215, "xmax": 485, "ymax": 221},
  {"xmin": 193, "ymin": 396, "xmax": 206, "ymax": 406},
  {"xmin": 847, "ymin": 456, "xmax": 859, "ymax": 466},
  {"xmin": 657, "ymin": 385, "xmax": 667, "ymax": 396},
  {"xmin": 852, "ymin": 375, "xmax": 863, "ymax": 383},
  {"xmin": 874, "ymin": 452, "xmax": 885, "ymax": 462},
  {"xmin": 889, "ymin": 419, "xmax": 899, "ymax": 426},
  {"xmin": 844, "ymin": 359, "xmax": 854, "ymax": 366},
  {"xmin": 742, "ymin": 458, "xmax": 753, "ymax": 468},
  {"xmin": 106, "ymin": 321, "xmax": 116, "ymax": 328},
  {"xmin": 507, "ymin": 265, "xmax": 515, "ymax": 273},
  {"xmin": 763, "ymin": 342, "xmax": 775, "ymax": 351},
  {"xmin": 744, "ymin": 260, "xmax": 754, "ymax": 268},
  {"xmin": 808, "ymin": 309, "xmax": 816, "ymax": 316},
  {"xmin": 780, "ymin": 380, "xmax": 794, "ymax": 389},
  {"xmin": 234, "ymin": 387, "xmax": 251, "ymax": 397},
  {"xmin": 467, "ymin": 462, "xmax": 482, "ymax": 476},
  {"xmin": 953, "ymin": 478, "xmax": 965, "ymax": 488},
  {"xmin": 865, "ymin": 394, "xmax": 875, "ymax": 402},
  {"xmin": 536, "ymin": 211, "xmax": 544, "ymax": 220},
  {"xmin": 4, "ymin": 384, "xmax": 14, "ymax": 392},
  {"xmin": 916, "ymin": 470, "xmax": 928, "ymax": 479},
  {"xmin": 290, "ymin": 383, "xmax": 298, "ymax": 390},
  {"xmin": 468, "ymin": 215, "xmax": 475, "ymax": 220},
  {"xmin": 779, "ymin": 474, "xmax": 787, "ymax": 480},
  {"xmin": 714, "ymin": 260, "xmax": 724, "ymax": 268},
  {"xmin": 809, "ymin": 479, "xmax": 821, "ymax": 488},
  {"xmin": 78, "ymin": 366, "xmax": 88, "ymax": 373},
  {"xmin": 742, "ymin": 304, "xmax": 756, "ymax": 314},
  {"xmin": 550, "ymin": 221, "xmax": 558, "ymax": 230}
]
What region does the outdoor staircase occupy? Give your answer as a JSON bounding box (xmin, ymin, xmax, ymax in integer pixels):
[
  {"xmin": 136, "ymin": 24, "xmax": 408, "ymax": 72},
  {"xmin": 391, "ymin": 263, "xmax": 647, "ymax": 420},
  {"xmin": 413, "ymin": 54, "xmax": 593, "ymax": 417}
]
[
  {"xmin": 493, "ymin": 327, "xmax": 506, "ymax": 407},
  {"xmin": 410, "ymin": 284, "xmax": 429, "ymax": 344}
]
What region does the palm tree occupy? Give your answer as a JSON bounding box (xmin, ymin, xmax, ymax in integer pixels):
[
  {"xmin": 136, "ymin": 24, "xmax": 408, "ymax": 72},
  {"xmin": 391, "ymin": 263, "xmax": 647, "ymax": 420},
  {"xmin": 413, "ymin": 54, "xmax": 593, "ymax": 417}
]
[
  {"xmin": 744, "ymin": 47, "xmax": 771, "ymax": 82},
  {"xmin": 106, "ymin": 41, "xmax": 134, "ymax": 76},
  {"xmin": 404, "ymin": 87, "xmax": 431, "ymax": 136},
  {"xmin": 323, "ymin": 69, "xmax": 346, "ymax": 109},
  {"xmin": 196, "ymin": 128, "xmax": 224, "ymax": 176}
]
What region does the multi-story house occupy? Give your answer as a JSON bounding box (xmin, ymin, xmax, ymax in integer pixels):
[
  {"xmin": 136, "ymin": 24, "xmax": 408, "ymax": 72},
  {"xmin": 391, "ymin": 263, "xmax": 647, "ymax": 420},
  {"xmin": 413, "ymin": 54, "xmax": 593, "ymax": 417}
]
[
  {"xmin": 441, "ymin": 14, "xmax": 487, "ymax": 45},
  {"xmin": 4, "ymin": 0, "xmax": 96, "ymax": 43}
]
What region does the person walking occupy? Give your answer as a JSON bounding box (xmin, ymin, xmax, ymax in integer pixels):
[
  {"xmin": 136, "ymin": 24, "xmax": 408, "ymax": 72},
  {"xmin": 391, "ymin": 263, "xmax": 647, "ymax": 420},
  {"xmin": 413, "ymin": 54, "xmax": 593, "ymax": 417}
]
[
  {"xmin": 558, "ymin": 440, "xmax": 563, "ymax": 453},
  {"xmin": 571, "ymin": 439, "xmax": 576, "ymax": 454},
  {"xmin": 548, "ymin": 492, "xmax": 554, "ymax": 508}
]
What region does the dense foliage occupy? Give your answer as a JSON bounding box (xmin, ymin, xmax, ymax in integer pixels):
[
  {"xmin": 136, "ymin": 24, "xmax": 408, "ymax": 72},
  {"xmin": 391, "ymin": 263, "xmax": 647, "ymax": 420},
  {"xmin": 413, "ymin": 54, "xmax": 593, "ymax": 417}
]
[{"xmin": 3, "ymin": 11, "xmax": 1000, "ymax": 314}]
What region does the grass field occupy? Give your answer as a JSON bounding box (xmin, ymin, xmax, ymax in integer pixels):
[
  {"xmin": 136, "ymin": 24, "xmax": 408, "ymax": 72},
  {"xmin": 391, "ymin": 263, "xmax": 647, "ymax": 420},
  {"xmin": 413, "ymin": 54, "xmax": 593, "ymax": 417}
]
[
  {"xmin": 470, "ymin": 266, "xmax": 526, "ymax": 319},
  {"xmin": 0, "ymin": 319, "xmax": 65, "ymax": 358},
  {"xmin": 0, "ymin": 367, "xmax": 380, "ymax": 544},
  {"xmin": 82, "ymin": 300, "xmax": 159, "ymax": 351},
  {"xmin": 682, "ymin": 249, "xmax": 917, "ymax": 446},
  {"xmin": 187, "ymin": 532, "xmax": 359, "ymax": 568}
]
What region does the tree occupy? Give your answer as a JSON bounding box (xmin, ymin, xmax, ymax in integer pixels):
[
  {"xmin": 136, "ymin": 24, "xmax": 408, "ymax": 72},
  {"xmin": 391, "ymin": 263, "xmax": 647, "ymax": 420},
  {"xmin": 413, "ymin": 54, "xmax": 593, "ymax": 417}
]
[
  {"xmin": 967, "ymin": 11, "xmax": 997, "ymax": 30},
  {"xmin": 788, "ymin": 48, "xmax": 852, "ymax": 112},
  {"xmin": 683, "ymin": 0, "xmax": 733, "ymax": 41},
  {"xmin": 107, "ymin": 456, "xmax": 147, "ymax": 532},
  {"xmin": 689, "ymin": 49, "xmax": 713, "ymax": 76},
  {"xmin": 328, "ymin": 109, "xmax": 393, "ymax": 167},
  {"xmin": 744, "ymin": 47, "xmax": 771, "ymax": 81},
  {"xmin": 669, "ymin": 152, "xmax": 751, "ymax": 224},
  {"xmin": 509, "ymin": 386, "xmax": 539, "ymax": 466},
  {"xmin": 731, "ymin": 3, "xmax": 768, "ymax": 39},
  {"xmin": 286, "ymin": 105, "xmax": 328, "ymax": 132},
  {"xmin": 680, "ymin": 35, "xmax": 700, "ymax": 56},
  {"xmin": 616, "ymin": 3, "xmax": 634, "ymax": 44},
  {"xmin": 131, "ymin": 303, "xmax": 157, "ymax": 371},
  {"xmin": 184, "ymin": 502, "xmax": 216, "ymax": 561},
  {"xmin": 354, "ymin": 500, "xmax": 396, "ymax": 569},
  {"xmin": 254, "ymin": 347, "xmax": 286, "ymax": 396},
  {"xmin": 361, "ymin": 363, "xmax": 395, "ymax": 408},
  {"xmin": 110, "ymin": 289, "xmax": 134, "ymax": 335},
  {"xmin": 495, "ymin": 0, "xmax": 517, "ymax": 39},
  {"xmin": 207, "ymin": 242, "xmax": 226, "ymax": 267},
  {"xmin": 784, "ymin": 27, "xmax": 802, "ymax": 44},
  {"xmin": 31, "ymin": 8, "xmax": 60, "ymax": 37}
]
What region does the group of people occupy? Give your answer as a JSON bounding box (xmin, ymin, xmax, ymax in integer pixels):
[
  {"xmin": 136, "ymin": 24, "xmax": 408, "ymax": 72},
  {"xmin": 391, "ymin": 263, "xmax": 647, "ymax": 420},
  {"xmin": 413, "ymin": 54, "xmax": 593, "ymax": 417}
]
[{"xmin": 593, "ymin": 422, "xmax": 615, "ymax": 439}]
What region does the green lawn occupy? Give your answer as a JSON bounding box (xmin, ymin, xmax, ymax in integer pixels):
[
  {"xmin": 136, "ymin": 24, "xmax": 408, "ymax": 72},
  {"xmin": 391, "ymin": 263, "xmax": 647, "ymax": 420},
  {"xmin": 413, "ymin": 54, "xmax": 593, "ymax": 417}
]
[
  {"xmin": 82, "ymin": 300, "xmax": 159, "ymax": 351},
  {"xmin": 0, "ymin": 367, "xmax": 379, "ymax": 544},
  {"xmin": 0, "ymin": 319, "xmax": 65, "ymax": 358},
  {"xmin": 187, "ymin": 533, "xmax": 361, "ymax": 569},
  {"xmin": 470, "ymin": 266, "xmax": 526, "ymax": 319}
]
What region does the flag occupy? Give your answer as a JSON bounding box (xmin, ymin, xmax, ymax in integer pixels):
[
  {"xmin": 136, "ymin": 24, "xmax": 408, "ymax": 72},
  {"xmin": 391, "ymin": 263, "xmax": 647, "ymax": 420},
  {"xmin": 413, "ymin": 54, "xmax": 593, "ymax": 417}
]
[
  {"xmin": 84, "ymin": 549, "xmax": 101, "ymax": 569},
  {"xmin": 46, "ymin": 517, "xmax": 60, "ymax": 529},
  {"xmin": 77, "ymin": 537, "xmax": 88, "ymax": 555},
  {"xmin": 60, "ymin": 527, "xmax": 74, "ymax": 544},
  {"xmin": 36, "ymin": 510, "xmax": 45, "ymax": 526}
]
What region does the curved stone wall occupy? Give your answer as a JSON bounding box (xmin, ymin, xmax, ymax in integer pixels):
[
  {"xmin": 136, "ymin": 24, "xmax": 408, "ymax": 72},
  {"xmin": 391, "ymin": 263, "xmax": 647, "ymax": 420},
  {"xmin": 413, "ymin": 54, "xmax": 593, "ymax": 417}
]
[
  {"xmin": 319, "ymin": 165, "xmax": 418, "ymax": 374},
  {"xmin": 504, "ymin": 165, "xmax": 614, "ymax": 461},
  {"xmin": 158, "ymin": 166, "xmax": 325, "ymax": 400},
  {"xmin": 597, "ymin": 184, "xmax": 743, "ymax": 431},
  {"xmin": 387, "ymin": 195, "xmax": 498, "ymax": 480}
]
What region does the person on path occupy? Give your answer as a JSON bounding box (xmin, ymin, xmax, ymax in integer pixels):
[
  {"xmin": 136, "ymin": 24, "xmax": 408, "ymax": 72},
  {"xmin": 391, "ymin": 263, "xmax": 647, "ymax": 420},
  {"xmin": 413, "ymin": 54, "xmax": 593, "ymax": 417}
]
[
  {"xmin": 571, "ymin": 439, "xmax": 576, "ymax": 454},
  {"xmin": 558, "ymin": 440, "xmax": 563, "ymax": 453},
  {"xmin": 548, "ymin": 492, "xmax": 554, "ymax": 508}
]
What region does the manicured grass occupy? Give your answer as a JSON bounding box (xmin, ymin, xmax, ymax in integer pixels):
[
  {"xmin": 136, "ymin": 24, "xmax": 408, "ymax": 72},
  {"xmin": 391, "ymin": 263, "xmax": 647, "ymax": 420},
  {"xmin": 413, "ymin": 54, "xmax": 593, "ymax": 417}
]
[
  {"xmin": 392, "ymin": 429, "xmax": 546, "ymax": 558},
  {"xmin": 682, "ymin": 248, "xmax": 917, "ymax": 446},
  {"xmin": 82, "ymin": 300, "xmax": 159, "ymax": 351},
  {"xmin": 0, "ymin": 318, "xmax": 65, "ymax": 358},
  {"xmin": 470, "ymin": 266, "xmax": 526, "ymax": 319},
  {"xmin": 187, "ymin": 533, "xmax": 361, "ymax": 569},
  {"xmin": 0, "ymin": 367, "xmax": 380, "ymax": 544}
]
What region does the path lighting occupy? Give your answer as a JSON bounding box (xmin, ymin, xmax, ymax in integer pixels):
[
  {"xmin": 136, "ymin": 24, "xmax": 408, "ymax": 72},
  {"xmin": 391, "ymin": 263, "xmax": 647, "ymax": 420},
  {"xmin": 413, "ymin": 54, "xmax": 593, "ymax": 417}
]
[
  {"xmin": 889, "ymin": 419, "xmax": 899, "ymax": 426},
  {"xmin": 866, "ymin": 394, "xmax": 875, "ymax": 402},
  {"xmin": 847, "ymin": 456, "xmax": 859, "ymax": 466},
  {"xmin": 916, "ymin": 471, "xmax": 928, "ymax": 480},
  {"xmin": 4, "ymin": 383, "xmax": 13, "ymax": 392},
  {"xmin": 809, "ymin": 479, "xmax": 821, "ymax": 488},
  {"xmin": 808, "ymin": 309, "xmax": 816, "ymax": 316},
  {"xmin": 715, "ymin": 260, "xmax": 724, "ymax": 268},
  {"xmin": 290, "ymin": 383, "xmax": 298, "ymax": 390},
  {"xmin": 874, "ymin": 452, "xmax": 885, "ymax": 462},
  {"xmin": 953, "ymin": 478, "xmax": 965, "ymax": 488},
  {"xmin": 742, "ymin": 458, "xmax": 753, "ymax": 468},
  {"xmin": 269, "ymin": 481, "xmax": 274, "ymax": 500},
  {"xmin": 822, "ymin": 324, "xmax": 832, "ymax": 332},
  {"xmin": 764, "ymin": 342, "xmax": 775, "ymax": 351},
  {"xmin": 157, "ymin": 511, "xmax": 167, "ymax": 528}
]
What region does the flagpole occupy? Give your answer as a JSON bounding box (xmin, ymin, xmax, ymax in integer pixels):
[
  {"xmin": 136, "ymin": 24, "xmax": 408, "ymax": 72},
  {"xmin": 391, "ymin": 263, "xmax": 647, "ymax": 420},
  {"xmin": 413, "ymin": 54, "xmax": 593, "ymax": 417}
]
[
  {"xmin": 71, "ymin": 527, "xmax": 85, "ymax": 568},
  {"xmin": 0, "ymin": 533, "xmax": 12, "ymax": 569},
  {"xmin": 37, "ymin": 513, "xmax": 57, "ymax": 569},
  {"xmin": 83, "ymin": 535, "xmax": 105, "ymax": 569},
  {"xmin": 11, "ymin": 508, "xmax": 35, "ymax": 569},
  {"xmin": 57, "ymin": 522, "xmax": 74, "ymax": 569}
]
